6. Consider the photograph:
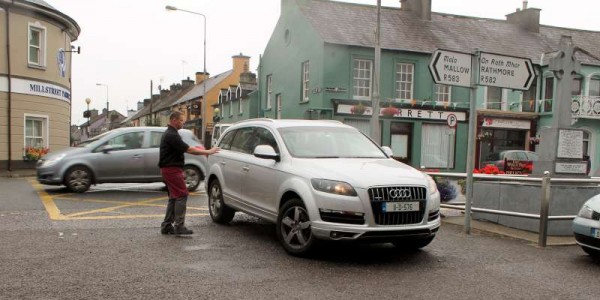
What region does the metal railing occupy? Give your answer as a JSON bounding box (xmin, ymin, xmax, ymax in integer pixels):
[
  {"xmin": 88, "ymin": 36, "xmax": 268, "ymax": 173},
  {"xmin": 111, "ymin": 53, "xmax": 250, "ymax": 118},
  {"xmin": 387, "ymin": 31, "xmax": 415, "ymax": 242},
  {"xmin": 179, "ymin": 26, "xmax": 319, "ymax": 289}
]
[
  {"xmin": 571, "ymin": 96, "xmax": 600, "ymax": 119},
  {"xmin": 426, "ymin": 171, "xmax": 600, "ymax": 247}
]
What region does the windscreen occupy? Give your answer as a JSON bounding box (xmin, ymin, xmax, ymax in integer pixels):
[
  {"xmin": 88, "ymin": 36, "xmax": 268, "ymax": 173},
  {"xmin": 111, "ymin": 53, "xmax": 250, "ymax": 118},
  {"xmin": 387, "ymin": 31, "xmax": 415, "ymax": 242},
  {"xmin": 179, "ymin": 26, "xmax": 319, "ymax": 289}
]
[{"xmin": 278, "ymin": 126, "xmax": 386, "ymax": 158}]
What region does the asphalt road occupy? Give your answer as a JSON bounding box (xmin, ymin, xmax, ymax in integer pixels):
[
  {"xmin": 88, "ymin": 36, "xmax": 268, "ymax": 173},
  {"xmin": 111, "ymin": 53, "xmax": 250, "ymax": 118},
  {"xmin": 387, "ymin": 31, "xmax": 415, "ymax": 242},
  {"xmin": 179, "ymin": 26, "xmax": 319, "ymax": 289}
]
[{"xmin": 0, "ymin": 177, "xmax": 599, "ymax": 300}]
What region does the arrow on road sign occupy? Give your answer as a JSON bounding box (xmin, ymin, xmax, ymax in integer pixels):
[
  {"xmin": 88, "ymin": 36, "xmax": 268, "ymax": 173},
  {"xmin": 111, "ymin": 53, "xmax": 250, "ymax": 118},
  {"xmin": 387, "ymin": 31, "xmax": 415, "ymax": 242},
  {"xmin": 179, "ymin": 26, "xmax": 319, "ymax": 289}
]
[
  {"xmin": 429, "ymin": 49, "xmax": 472, "ymax": 88},
  {"xmin": 478, "ymin": 52, "xmax": 534, "ymax": 90}
]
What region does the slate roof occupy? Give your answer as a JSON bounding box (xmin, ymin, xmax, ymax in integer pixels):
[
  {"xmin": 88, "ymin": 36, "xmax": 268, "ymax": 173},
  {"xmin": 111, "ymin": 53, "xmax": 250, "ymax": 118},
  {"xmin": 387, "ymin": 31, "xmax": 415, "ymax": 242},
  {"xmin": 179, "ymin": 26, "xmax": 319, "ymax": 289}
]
[
  {"xmin": 173, "ymin": 70, "xmax": 233, "ymax": 106},
  {"xmin": 301, "ymin": 0, "xmax": 600, "ymax": 65}
]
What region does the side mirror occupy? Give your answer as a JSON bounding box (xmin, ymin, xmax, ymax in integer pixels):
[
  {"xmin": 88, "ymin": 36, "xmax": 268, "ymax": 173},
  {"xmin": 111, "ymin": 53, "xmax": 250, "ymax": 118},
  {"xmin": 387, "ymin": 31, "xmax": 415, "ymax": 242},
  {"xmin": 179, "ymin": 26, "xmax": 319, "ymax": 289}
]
[
  {"xmin": 381, "ymin": 146, "xmax": 394, "ymax": 157},
  {"xmin": 99, "ymin": 145, "xmax": 119, "ymax": 154},
  {"xmin": 254, "ymin": 145, "xmax": 280, "ymax": 162}
]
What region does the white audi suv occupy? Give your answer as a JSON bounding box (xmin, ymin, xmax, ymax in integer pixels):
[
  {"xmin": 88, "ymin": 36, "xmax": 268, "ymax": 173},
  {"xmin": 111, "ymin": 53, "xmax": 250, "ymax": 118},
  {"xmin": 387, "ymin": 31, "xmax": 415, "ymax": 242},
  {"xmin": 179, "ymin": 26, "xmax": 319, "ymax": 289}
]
[{"xmin": 205, "ymin": 119, "xmax": 440, "ymax": 256}]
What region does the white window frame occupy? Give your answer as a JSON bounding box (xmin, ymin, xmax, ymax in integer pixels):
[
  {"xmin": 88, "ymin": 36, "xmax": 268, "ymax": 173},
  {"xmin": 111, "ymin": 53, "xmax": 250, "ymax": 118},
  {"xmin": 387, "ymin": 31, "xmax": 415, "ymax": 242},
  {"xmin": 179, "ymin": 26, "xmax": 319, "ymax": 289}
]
[
  {"xmin": 266, "ymin": 75, "xmax": 273, "ymax": 109},
  {"xmin": 542, "ymin": 75, "xmax": 555, "ymax": 113},
  {"xmin": 395, "ymin": 63, "xmax": 414, "ymax": 101},
  {"xmin": 28, "ymin": 22, "xmax": 47, "ymax": 67},
  {"xmin": 24, "ymin": 114, "xmax": 49, "ymax": 152},
  {"xmin": 587, "ymin": 74, "xmax": 600, "ymax": 97},
  {"xmin": 434, "ymin": 84, "xmax": 451, "ymax": 104},
  {"xmin": 353, "ymin": 59, "xmax": 372, "ymax": 100},
  {"xmin": 485, "ymin": 86, "xmax": 506, "ymax": 110},
  {"xmin": 237, "ymin": 86, "xmax": 243, "ymax": 114},
  {"xmin": 302, "ymin": 61, "xmax": 310, "ymax": 102},
  {"xmin": 420, "ymin": 123, "xmax": 455, "ymax": 169}
]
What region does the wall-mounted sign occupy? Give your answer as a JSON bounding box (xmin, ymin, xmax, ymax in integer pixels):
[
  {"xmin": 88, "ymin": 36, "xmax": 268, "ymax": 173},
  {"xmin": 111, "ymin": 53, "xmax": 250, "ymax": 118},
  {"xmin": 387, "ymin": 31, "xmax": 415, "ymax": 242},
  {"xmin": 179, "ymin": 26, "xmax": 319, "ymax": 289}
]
[
  {"xmin": 481, "ymin": 118, "xmax": 530, "ymax": 129},
  {"xmin": 57, "ymin": 48, "xmax": 66, "ymax": 78},
  {"xmin": 557, "ymin": 129, "xmax": 583, "ymax": 159},
  {"xmin": 0, "ymin": 77, "xmax": 71, "ymax": 103},
  {"xmin": 338, "ymin": 104, "xmax": 466, "ymax": 121},
  {"xmin": 555, "ymin": 162, "xmax": 587, "ymax": 174}
]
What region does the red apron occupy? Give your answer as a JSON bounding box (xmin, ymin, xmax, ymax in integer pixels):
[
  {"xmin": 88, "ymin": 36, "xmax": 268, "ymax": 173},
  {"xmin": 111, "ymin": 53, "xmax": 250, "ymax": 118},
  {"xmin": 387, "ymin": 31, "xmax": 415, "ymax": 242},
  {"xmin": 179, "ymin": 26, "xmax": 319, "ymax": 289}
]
[{"xmin": 160, "ymin": 167, "xmax": 189, "ymax": 198}]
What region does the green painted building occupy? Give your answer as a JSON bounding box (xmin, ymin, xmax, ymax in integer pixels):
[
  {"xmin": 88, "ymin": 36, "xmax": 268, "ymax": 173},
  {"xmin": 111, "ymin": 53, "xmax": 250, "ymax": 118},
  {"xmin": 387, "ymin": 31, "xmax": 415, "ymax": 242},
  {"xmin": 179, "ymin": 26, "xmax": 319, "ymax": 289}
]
[{"xmin": 221, "ymin": 0, "xmax": 600, "ymax": 175}]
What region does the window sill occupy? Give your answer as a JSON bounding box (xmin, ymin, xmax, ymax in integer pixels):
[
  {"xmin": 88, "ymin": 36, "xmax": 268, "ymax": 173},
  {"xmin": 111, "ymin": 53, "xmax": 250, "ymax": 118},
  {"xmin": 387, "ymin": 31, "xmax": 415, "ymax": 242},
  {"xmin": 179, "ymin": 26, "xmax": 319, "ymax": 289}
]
[
  {"xmin": 300, "ymin": 100, "xmax": 309, "ymax": 104},
  {"xmin": 28, "ymin": 64, "xmax": 47, "ymax": 70},
  {"xmin": 264, "ymin": 108, "xmax": 272, "ymax": 112}
]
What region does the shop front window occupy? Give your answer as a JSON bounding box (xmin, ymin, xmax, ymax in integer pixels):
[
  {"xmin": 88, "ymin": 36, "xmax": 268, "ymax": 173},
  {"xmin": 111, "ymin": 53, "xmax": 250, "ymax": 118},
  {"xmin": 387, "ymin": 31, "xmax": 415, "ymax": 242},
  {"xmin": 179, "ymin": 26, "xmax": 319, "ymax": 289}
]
[
  {"xmin": 478, "ymin": 129, "xmax": 527, "ymax": 167},
  {"xmin": 421, "ymin": 123, "xmax": 454, "ymax": 169},
  {"xmin": 390, "ymin": 122, "xmax": 413, "ymax": 165}
]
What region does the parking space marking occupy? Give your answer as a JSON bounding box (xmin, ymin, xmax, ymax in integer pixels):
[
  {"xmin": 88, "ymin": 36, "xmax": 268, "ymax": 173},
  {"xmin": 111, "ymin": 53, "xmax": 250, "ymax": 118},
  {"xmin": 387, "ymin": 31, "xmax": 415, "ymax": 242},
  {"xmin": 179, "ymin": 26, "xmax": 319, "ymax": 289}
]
[{"xmin": 30, "ymin": 180, "xmax": 208, "ymax": 221}]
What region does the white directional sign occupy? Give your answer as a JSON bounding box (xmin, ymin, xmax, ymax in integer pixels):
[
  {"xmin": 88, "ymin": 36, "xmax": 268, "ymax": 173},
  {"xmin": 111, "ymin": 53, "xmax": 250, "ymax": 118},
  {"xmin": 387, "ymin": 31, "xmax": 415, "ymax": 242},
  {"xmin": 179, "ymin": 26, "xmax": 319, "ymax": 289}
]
[
  {"xmin": 479, "ymin": 52, "xmax": 534, "ymax": 90},
  {"xmin": 429, "ymin": 49, "xmax": 472, "ymax": 88}
]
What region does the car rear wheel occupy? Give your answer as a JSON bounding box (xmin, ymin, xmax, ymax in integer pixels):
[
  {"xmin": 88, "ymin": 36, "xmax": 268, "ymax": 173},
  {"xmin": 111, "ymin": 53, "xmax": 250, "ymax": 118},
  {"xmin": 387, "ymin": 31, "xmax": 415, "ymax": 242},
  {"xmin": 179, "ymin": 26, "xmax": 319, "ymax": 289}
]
[
  {"xmin": 183, "ymin": 165, "xmax": 202, "ymax": 191},
  {"xmin": 581, "ymin": 246, "xmax": 600, "ymax": 258},
  {"xmin": 392, "ymin": 236, "xmax": 435, "ymax": 250},
  {"xmin": 276, "ymin": 199, "xmax": 317, "ymax": 256},
  {"xmin": 208, "ymin": 179, "xmax": 235, "ymax": 224},
  {"xmin": 65, "ymin": 166, "xmax": 92, "ymax": 193}
]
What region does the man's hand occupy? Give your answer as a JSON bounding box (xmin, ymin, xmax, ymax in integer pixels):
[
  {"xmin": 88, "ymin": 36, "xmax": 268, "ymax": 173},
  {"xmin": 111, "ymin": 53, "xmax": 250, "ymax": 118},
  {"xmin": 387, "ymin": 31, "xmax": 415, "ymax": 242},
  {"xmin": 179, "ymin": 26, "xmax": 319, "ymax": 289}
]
[{"xmin": 187, "ymin": 146, "xmax": 220, "ymax": 156}]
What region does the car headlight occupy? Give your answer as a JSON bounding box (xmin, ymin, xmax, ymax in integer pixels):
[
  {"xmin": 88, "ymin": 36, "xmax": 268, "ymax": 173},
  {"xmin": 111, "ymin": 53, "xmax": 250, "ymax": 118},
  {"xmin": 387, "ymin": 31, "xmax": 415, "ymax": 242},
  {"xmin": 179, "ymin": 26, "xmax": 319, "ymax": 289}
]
[
  {"xmin": 40, "ymin": 154, "xmax": 66, "ymax": 168},
  {"xmin": 311, "ymin": 179, "xmax": 357, "ymax": 196},
  {"xmin": 426, "ymin": 175, "xmax": 438, "ymax": 195},
  {"xmin": 577, "ymin": 205, "xmax": 594, "ymax": 219}
]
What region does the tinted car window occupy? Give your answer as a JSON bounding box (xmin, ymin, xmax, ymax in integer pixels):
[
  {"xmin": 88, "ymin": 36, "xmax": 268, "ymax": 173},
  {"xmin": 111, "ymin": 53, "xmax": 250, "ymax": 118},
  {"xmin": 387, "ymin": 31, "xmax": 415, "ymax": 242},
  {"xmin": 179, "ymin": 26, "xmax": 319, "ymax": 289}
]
[
  {"xmin": 218, "ymin": 129, "xmax": 237, "ymax": 150},
  {"xmin": 230, "ymin": 127, "xmax": 256, "ymax": 154},
  {"xmin": 255, "ymin": 127, "xmax": 279, "ymax": 153},
  {"xmin": 149, "ymin": 131, "xmax": 163, "ymax": 148},
  {"xmin": 96, "ymin": 131, "xmax": 143, "ymax": 152}
]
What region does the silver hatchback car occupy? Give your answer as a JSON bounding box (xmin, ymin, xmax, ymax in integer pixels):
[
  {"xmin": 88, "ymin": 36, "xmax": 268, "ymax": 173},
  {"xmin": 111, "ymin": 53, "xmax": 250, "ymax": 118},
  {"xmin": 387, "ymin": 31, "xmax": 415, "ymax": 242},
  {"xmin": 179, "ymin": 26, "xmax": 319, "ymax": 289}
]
[
  {"xmin": 205, "ymin": 119, "xmax": 441, "ymax": 256},
  {"xmin": 37, "ymin": 127, "xmax": 207, "ymax": 193}
]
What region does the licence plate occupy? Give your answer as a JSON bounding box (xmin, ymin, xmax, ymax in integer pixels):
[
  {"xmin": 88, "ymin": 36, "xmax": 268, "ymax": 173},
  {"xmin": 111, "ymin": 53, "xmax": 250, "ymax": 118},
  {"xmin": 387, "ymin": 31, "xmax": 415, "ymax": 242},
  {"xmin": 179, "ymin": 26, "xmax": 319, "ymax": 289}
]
[
  {"xmin": 383, "ymin": 202, "xmax": 419, "ymax": 213},
  {"xmin": 593, "ymin": 228, "xmax": 600, "ymax": 239}
]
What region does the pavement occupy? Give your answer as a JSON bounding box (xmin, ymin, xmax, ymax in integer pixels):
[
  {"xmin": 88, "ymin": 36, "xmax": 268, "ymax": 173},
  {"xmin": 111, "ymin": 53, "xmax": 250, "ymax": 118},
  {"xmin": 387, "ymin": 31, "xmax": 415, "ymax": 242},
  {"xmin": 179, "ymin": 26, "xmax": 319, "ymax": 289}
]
[
  {"xmin": 0, "ymin": 168, "xmax": 36, "ymax": 178},
  {"xmin": 0, "ymin": 170, "xmax": 576, "ymax": 246},
  {"xmin": 441, "ymin": 209, "xmax": 576, "ymax": 246}
]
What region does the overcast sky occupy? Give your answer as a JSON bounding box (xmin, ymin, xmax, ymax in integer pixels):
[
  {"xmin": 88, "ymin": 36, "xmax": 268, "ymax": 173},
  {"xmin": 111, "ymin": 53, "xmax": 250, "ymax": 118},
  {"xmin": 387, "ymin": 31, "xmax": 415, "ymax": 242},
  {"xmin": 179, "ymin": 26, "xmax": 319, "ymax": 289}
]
[{"xmin": 45, "ymin": 0, "xmax": 600, "ymax": 126}]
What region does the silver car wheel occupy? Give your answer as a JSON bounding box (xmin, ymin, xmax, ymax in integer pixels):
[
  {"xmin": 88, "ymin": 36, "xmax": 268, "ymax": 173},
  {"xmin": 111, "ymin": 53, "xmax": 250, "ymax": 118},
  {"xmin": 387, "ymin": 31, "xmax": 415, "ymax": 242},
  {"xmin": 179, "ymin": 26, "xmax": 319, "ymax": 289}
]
[
  {"xmin": 183, "ymin": 166, "xmax": 201, "ymax": 191},
  {"xmin": 65, "ymin": 166, "xmax": 91, "ymax": 193},
  {"xmin": 280, "ymin": 205, "xmax": 312, "ymax": 250},
  {"xmin": 208, "ymin": 180, "xmax": 235, "ymax": 224}
]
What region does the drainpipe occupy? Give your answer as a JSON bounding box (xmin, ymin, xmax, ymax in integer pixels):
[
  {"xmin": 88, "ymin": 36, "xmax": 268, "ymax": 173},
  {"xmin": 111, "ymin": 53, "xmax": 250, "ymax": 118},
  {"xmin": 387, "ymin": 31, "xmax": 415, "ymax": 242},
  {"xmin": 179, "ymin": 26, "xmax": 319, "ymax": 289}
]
[{"xmin": 5, "ymin": 2, "xmax": 13, "ymax": 171}]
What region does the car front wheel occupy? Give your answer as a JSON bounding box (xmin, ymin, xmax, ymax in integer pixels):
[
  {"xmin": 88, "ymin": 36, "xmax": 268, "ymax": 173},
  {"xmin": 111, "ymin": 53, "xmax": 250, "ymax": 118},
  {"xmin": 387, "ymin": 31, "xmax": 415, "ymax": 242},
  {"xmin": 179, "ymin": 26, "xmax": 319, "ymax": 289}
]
[
  {"xmin": 276, "ymin": 198, "xmax": 316, "ymax": 256},
  {"xmin": 65, "ymin": 166, "xmax": 92, "ymax": 193},
  {"xmin": 184, "ymin": 165, "xmax": 202, "ymax": 191},
  {"xmin": 208, "ymin": 179, "xmax": 235, "ymax": 224}
]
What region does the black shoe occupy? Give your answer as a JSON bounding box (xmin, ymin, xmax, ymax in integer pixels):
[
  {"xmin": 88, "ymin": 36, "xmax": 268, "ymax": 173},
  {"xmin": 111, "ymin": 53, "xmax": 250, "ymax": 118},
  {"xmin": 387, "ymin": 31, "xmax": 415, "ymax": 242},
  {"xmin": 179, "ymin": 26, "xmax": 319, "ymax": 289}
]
[
  {"xmin": 174, "ymin": 226, "xmax": 193, "ymax": 235},
  {"xmin": 161, "ymin": 225, "xmax": 175, "ymax": 235}
]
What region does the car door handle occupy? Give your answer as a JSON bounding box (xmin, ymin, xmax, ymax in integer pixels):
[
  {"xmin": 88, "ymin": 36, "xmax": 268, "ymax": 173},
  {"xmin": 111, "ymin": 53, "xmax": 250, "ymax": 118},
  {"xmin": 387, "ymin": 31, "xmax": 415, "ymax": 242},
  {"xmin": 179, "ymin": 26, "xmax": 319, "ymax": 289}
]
[
  {"xmin": 220, "ymin": 161, "xmax": 226, "ymax": 166},
  {"xmin": 132, "ymin": 154, "xmax": 143, "ymax": 159},
  {"xmin": 242, "ymin": 166, "xmax": 250, "ymax": 172}
]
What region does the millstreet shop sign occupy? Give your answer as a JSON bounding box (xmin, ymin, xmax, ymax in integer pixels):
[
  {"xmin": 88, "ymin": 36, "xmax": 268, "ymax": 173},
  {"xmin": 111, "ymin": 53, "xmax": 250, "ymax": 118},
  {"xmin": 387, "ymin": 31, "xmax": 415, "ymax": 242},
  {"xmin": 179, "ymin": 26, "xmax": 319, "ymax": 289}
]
[{"xmin": 0, "ymin": 76, "xmax": 71, "ymax": 103}]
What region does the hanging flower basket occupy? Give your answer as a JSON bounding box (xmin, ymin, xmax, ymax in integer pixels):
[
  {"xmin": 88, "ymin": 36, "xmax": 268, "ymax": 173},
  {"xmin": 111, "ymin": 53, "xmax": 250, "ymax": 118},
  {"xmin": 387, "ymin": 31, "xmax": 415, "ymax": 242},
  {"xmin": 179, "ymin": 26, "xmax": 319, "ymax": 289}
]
[
  {"xmin": 529, "ymin": 136, "xmax": 540, "ymax": 145},
  {"xmin": 477, "ymin": 131, "xmax": 493, "ymax": 141},
  {"xmin": 350, "ymin": 103, "xmax": 366, "ymax": 115},
  {"xmin": 382, "ymin": 106, "xmax": 399, "ymax": 117}
]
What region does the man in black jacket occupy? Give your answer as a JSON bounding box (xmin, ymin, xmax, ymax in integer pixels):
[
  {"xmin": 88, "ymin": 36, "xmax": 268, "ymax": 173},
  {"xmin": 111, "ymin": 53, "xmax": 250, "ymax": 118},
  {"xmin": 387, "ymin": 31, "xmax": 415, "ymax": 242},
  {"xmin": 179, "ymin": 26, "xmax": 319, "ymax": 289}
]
[{"xmin": 159, "ymin": 111, "xmax": 219, "ymax": 235}]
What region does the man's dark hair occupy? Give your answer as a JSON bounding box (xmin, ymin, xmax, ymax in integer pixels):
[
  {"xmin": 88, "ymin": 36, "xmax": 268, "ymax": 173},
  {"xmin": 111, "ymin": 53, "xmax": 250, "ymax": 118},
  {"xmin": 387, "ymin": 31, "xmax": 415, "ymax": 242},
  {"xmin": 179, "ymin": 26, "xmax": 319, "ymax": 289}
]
[{"xmin": 169, "ymin": 110, "xmax": 182, "ymax": 121}]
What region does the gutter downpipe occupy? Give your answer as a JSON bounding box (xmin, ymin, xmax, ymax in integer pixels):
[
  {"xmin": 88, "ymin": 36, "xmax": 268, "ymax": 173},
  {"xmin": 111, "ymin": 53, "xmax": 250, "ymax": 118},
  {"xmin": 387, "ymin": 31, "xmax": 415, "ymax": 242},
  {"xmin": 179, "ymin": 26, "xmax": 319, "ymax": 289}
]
[{"xmin": 5, "ymin": 2, "xmax": 13, "ymax": 171}]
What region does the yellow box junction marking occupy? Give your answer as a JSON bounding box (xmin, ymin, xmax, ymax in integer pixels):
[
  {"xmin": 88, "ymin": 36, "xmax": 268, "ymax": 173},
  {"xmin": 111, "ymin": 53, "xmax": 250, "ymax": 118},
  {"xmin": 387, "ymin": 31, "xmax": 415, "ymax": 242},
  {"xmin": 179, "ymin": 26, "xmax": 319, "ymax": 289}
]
[{"xmin": 30, "ymin": 180, "xmax": 209, "ymax": 221}]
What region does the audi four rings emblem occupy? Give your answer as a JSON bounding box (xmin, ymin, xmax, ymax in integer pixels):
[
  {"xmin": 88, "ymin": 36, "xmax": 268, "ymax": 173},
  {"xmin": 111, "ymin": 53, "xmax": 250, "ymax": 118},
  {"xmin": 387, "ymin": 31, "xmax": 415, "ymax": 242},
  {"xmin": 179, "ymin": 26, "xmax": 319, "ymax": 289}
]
[{"xmin": 388, "ymin": 188, "xmax": 412, "ymax": 199}]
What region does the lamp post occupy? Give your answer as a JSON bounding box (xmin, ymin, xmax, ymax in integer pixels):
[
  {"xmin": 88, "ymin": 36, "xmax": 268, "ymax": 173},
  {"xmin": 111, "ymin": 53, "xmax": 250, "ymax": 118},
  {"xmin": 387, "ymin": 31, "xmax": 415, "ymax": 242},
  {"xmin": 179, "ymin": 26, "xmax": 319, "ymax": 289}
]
[
  {"xmin": 85, "ymin": 97, "xmax": 91, "ymax": 137},
  {"xmin": 166, "ymin": 5, "xmax": 208, "ymax": 144},
  {"xmin": 96, "ymin": 83, "xmax": 109, "ymax": 130}
]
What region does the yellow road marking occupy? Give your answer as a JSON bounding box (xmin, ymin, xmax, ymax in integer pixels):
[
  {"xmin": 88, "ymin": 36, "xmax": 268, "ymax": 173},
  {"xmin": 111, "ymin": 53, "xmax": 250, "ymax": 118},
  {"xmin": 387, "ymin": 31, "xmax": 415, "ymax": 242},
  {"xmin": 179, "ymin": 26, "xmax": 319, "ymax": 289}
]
[
  {"xmin": 31, "ymin": 181, "xmax": 66, "ymax": 220},
  {"xmin": 30, "ymin": 180, "xmax": 208, "ymax": 221}
]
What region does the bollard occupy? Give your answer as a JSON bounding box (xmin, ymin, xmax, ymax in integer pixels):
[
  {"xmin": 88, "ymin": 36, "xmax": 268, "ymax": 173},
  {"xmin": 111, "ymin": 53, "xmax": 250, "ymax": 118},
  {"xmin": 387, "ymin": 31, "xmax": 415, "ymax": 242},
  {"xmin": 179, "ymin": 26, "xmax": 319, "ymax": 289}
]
[{"xmin": 538, "ymin": 171, "xmax": 551, "ymax": 247}]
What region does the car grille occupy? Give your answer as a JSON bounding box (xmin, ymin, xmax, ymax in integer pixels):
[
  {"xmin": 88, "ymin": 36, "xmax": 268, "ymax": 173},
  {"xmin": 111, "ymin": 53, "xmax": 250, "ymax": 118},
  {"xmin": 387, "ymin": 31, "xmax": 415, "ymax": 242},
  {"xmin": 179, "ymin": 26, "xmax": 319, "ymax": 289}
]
[
  {"xmin": 592, "ymin": 211, "xmax": 600, "ymax": 221},
  {"xmin": 574, "ymin": 233, "xmax": 600, "ymax": 248},
  {"xmin": 368, "ymin": 186, "xmax": 427, "ymax": 225},
  {"xmin": 319, "ymin": 210, "xmax": 365, "ymax": 225}
]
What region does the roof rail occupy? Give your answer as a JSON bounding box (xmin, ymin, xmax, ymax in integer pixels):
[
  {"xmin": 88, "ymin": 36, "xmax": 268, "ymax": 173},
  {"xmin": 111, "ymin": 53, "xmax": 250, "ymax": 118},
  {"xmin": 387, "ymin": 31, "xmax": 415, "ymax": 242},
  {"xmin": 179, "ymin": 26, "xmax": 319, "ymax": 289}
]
[{"xmin": 234, "ymin": 118, "xmax": 274, "ymax": 124}]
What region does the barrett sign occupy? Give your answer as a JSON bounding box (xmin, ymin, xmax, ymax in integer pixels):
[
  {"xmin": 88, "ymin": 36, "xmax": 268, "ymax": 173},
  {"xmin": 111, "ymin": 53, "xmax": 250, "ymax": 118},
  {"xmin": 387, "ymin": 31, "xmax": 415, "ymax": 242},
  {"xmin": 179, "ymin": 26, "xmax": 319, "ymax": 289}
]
[{"xmin": 478, "ymin": 52, "xmax": 534, "ymax": 90}]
